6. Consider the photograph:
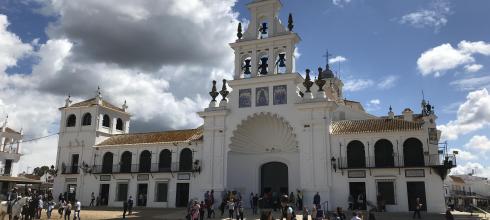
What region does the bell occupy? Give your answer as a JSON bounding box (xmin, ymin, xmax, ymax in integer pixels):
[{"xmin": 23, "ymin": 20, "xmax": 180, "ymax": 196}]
[
  {"xmin": 260, "ymin": 22, "xmax": 268, "ymax": 35},
  {"xmin": 277, "ymin": 54, "xmax": 286, "ymax": 67},
  {"xmin": 259, "ymin": 57, "xmax": 269, "ymax": 75},
  {"xmin": 242, "ymin": 59, "xmax": 252, "ymax": 75}
]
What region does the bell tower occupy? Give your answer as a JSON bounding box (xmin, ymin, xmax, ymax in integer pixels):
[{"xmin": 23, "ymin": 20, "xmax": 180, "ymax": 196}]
[{"xmin": 230, "ymin": 0, "xmax": 300, "ymax": 79}]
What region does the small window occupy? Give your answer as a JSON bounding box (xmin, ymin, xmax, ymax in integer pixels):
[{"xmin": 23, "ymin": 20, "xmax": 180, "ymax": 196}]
[
  {"xmin": 66, "ymin": 114, "xmax": 76, "ymax": 127},
  {"xmin": 102, "ymin": 114, "xmax": 110, "ymax": 127},
  {"xmin": 377, "ymin": 181, "xmax": 395, "ymax": 205},
  {"xmin": 155, "ymin": 182, "xmax": 168, "ymax": 202},
  {"xmin": 116, "ymin": 183, "xmax": 128, "ymax": 201},
  {"xmin": 82, "ymin": 113, "xmax": 92, "ymax": 126},
  {"xmin": 116, "ymin": 118, "xmax": 124, "ymax": 131}
]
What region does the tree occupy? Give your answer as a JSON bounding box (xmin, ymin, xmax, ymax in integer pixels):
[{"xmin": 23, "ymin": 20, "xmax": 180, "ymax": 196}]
[{"xmin": 32, "ymin": 166, "xmax": 50, "ymax": 176}]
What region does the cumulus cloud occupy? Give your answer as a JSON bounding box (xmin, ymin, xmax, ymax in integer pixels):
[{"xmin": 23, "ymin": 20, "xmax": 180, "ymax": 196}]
[
  {"xmin": 438, "ymin": 89, "xmax": 490, "ymax": 140},
  {"xmin": 0, "ymin": 14, "xmax": 32, "ymax": 73},
  {"xmin": 417, "ymin": 40, "xmax": 490, "ymax": 76},
  {"xmin": 0, "ymin": 0, "xmax": 240, "ymax": 172},
  {"xmin": 329, "ymin": 56, "xmax": 347, "ymax": 64},
  {"xmin": 365, "ymin": 99, "xmax": 381, "ymax": 112},
  {"xmin": 399, "ymin": 0, "xmax": 450, "ymax": 31},
  {"xmin": 449, "ymin": 148, "xmax": 477, "ymax": 161},
  {"xmin": 464, "ymin": 135, "xmax": 490, "ymax": 152},
  {"xmin": 451, "ymin": 162, "xmax": 490, "ymax": 178}
]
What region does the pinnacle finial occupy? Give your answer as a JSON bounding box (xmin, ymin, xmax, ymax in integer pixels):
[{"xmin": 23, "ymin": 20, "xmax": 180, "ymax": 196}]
[
  {"xmin": 237, "ymin": 23, "xmax": 243, "ymax": 40},
  {"xmin": 303, "ymin": 69, "xmax": 314, "ymax": 93},
  {"xmin": 209, "ymin": 80, "xmax": 219, "ymax": 102},
  {"xmin": 219, "ymin": 79, "xmax": 229, "ymax": 101},
  {"xmin": 288, "ymin": 13, "xmax": 294, "ymax": 31}
]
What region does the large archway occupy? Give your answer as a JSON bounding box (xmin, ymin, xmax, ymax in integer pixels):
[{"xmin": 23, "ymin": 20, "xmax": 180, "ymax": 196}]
[
  {"xmin": 260, "ymin": 162, "xmax": 288, "ymax": 196},
  {"xmin": 227, "ymin": 113, "xmax": 299, "ymax": 199}
]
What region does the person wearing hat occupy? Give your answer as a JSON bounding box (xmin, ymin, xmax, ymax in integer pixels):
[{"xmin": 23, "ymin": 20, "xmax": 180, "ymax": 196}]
[{"xmin": 7, "ymin": 187, "xmax": 18, "ymax": 219}]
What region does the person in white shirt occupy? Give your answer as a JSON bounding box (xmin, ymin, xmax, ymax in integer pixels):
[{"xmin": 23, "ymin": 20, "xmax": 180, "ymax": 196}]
[
  {"xmin": 74, "ymin": 199, "xmax": 81, "ymax": 220},
  {"xmin": 350, "ymin": 212, "xmax": 361, "ymax": 220}
]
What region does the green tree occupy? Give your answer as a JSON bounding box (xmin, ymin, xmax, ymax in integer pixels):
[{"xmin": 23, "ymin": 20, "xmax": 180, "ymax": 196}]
[{"xmin": 32, "ymin": 166, "xmax": 50, "ymax": 176}]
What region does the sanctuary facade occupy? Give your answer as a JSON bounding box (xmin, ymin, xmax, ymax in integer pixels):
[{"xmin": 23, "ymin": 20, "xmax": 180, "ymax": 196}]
[{"xmin": 53, "ymin": 0, "xmax": 456, "ymax": 213}]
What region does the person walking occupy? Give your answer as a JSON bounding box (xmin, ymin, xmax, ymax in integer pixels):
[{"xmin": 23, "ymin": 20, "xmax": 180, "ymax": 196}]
[
  {"xmin": 74, "ymin": 199, "xmax": 81, "ymax": 220},
  {"xmin": 228, "ymin": 199, "xmax": 235, "ymax": 219},
  {"xmin": 37, "ymin": 196, "xmax": 44, "ymax": 219},
  {"xmin": 89, "ymin": 192, "xmax": 95, "ymax": 207},
  {"xmin": 252, "ymin": 194, "xmax": 259, "ymax": 215},
  {"xmin": 64, "ymin": 202, "xmax": 72, "ymax": 220},
  {"xmin": 123, "ymin": 200, "xmax": 128, "ymax": 219},
  {"xmin": 191, "ymin": 201, "xmax": 200, "ymax": 220},
  {"xmin": 236, "ymin": 200, "xmax": 244, "ymax": 220},
  {"xmin": 46, "ymin": 200, "xmax": 54, "ymax": 219},
  {"xmin": 249, "ymin": 193, "xmax": 254, "ymax": 210},
  {"xmin": 313, "ymin": 192, "xmax": 321, "ymax": 209},
  {"xmin": 127, "ymin": 196, "xmax": 134, "ymax": 215},
  {"xmin": 412, "ymin": 197, "xmax": 422, "ymax": 219}
]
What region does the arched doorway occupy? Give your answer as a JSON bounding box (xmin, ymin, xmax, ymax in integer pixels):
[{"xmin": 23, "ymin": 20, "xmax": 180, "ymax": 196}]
[
  {"xmin": 120, "ymin": 151, "xmax": 132, "ymax": 173},
  {"xmin": 179, "ymin": 148, "xmax": 193, "ymax": 172},
  {"xmin": 139, "ymin": 150, "xmax": 151, "ymax": 172},
  {"xmin": 403, "ymin": 138, "xmax": 425, "ymax": 167},
  {"xmin": 102, "ymin": 152, "xmax": 113, "ymax": 173},
  {"xmin": 260, "ymin": 162, "xmax": 288, "ymax": 198},
  {"xmin": 347, "ymin": 140, "xmax": 366, "ymax": 168}
]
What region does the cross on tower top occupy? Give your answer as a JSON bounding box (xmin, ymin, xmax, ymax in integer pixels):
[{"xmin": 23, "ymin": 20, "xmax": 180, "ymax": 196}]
[{"xmin": 322, "ymin": 50, "xmax": 333, "ymax": 69}]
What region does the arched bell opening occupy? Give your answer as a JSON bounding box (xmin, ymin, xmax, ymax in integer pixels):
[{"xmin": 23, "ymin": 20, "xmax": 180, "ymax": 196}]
[
  {"xmin": 257, "ymin": 53, "xmax": 269, "ymax": 76},
  {"xmin": 241, "ymin": 55, "xmax": 252, "ymax": 78},
  {"xmin": 274, "ymin": 52, "xmax": 287, "ymax": 74},
  {"xmin": 257, "ymin": 18, "xmax": 270, "ymax": 39}
]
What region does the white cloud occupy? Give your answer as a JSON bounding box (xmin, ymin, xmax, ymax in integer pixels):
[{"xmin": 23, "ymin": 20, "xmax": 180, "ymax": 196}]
[
  {"xmin": 377, "ymin": 75, "xmax": 398, "ymax": 89},
  {"xmin": 449, "ymin": 148, "xmax": 477, "ymax": 161},
  {"xmin": 450, "ymin": 162, "xmax": 490, "ymax": 178},
  {"xmin": 332, "ymin": 0, "xmax": 352, "ymax": 7},
  {"xmin": 464, "ymin": 64, "xmax": 483, "ymax": 73},
  {"xmin": 370, "ymin": 99, "xmax": 380, "ymax": 105},
  {"xmin": 464, "ymin": 135, "xmax": 490, "ymax": 152},
  {"xmin": 329, "ymin": 56, "xmax": 346, "ymax": 64},
  {"xmin": 0, "ymin": 0, "xmax": 239, "ymax": 172},
  {"xmin": 0, "ymin": 14, "xmax": 32, "ymax": 73},
  {"xmin": 438, "ymin": 89, "xmax": 490, "ymax": 140},
  {"xmin": 417, "ymin": 40, "xmax": 490, "ymax": 76},
  {"xmin": 343, "ymin": 79, "xmax": 374, "ymax": 92},
  {"xmin": 399, "ymin": 0, "xmax": 450, "ymax": 31}
]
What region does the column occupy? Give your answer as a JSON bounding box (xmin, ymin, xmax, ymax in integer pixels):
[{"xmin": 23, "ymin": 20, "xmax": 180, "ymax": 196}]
[
  {"xmin": 234, "ymin": 51, "xmax": 241, "ymax": 79},
  {"xmin": 268, "ymin": 46, "xmax": 274, "ymax": 75},
  {"xmin": 251, "ymin": 50, "xmax": 258, "ymax": 78}
]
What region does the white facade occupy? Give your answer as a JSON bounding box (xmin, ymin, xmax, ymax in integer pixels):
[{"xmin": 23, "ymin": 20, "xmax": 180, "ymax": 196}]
[
  {"xmin": 53, "ymin": 0, "xmax": 453, "ymax": 213},
  {"xmin": 0, "ymin": 116, "xmax": 23, "ymax": 195}
]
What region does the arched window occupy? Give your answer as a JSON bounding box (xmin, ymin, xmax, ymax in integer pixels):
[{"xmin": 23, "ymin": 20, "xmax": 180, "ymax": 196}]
[
  {"xmin": 139, "ymin": 150, "xmax": 151, "ymax": 173},
  {"xmin": 116, "ymin": 118, "xmax": 124, "ymax": 131},
  {"xmin": 241, "ymin": 56, "xmax": 252, "ymax": 78},
  {"xmin": 374, "ymin": 139, "xmax": 395, "ymax": 167},
  {"xmin": 66, "ymin": 114, "xmax": 76, "ymax": 127},
  {"xmin": 257, "ymin": 54, "xmax": 269, "ymax": 75},
  {"xmin": 274, "ymin": 52, "xmax": 286, "ymax": 74},
  {"xmin": 159, "ymin": 149, "xmax": 172, "ymax": 172},
  {"xmin": 120, "ymin": 151, "xmax": 132, "ymax": 173},
  {"xmin": 403, "ymin": 138, "xmax": 425, "ymax": 167},
  {"xmin": 102, "ymin": 114, "xmax": 110, "ymax": 127},
  {"xmin": 82, "ymin": 113, "xmax": 92, "ymax": 126},
  {"xmin": 257, "ymin": 19, "xmax": 269, "ymax": 39},
  {"xmin": 179, "ymin": 148, "xmax": 193, "ymax": 172},
  {"xmin": 102, "ymin": 152, "xmax": 113, "ymax": 173},
  {"xmin": 347, "ymin": 140, "xmax": 366, "ymax": 168}
]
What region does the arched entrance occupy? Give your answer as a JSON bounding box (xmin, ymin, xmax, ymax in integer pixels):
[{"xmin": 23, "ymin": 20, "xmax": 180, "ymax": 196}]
[{"xmin": 260, "ymin": 162, "xmax": 288, "ymax": 196}]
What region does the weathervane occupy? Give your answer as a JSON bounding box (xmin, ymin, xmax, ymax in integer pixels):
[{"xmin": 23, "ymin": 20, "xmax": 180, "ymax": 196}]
[{"xmin": 322, "ymin": 50, "xmax": 333, "ymax": 69}]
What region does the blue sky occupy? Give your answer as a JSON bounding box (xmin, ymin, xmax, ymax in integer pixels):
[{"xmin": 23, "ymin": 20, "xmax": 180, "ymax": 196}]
[{"xmin": 1, "ymin": 0, "xmax": 490, "ymax": 176}]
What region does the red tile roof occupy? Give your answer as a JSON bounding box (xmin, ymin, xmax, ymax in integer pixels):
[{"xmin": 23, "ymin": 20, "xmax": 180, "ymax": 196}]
[
  {"xmin": 331, "ymin": 119, "xmax": 423, "ymax": 135},
  {"xmin": 97, "ymin": 127, "xmax": 203, "ymax": 146}
]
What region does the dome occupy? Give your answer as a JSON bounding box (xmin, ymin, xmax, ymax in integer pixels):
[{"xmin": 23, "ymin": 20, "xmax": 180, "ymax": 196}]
[{"xmin": 320, "ymin": 65, "xmax": 335, "ymax": 79}]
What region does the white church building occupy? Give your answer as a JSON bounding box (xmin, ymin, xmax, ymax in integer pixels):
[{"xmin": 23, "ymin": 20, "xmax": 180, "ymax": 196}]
[{"xmin": 53, "ymin": 0, "xmax": 456, "ymax": 213}]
